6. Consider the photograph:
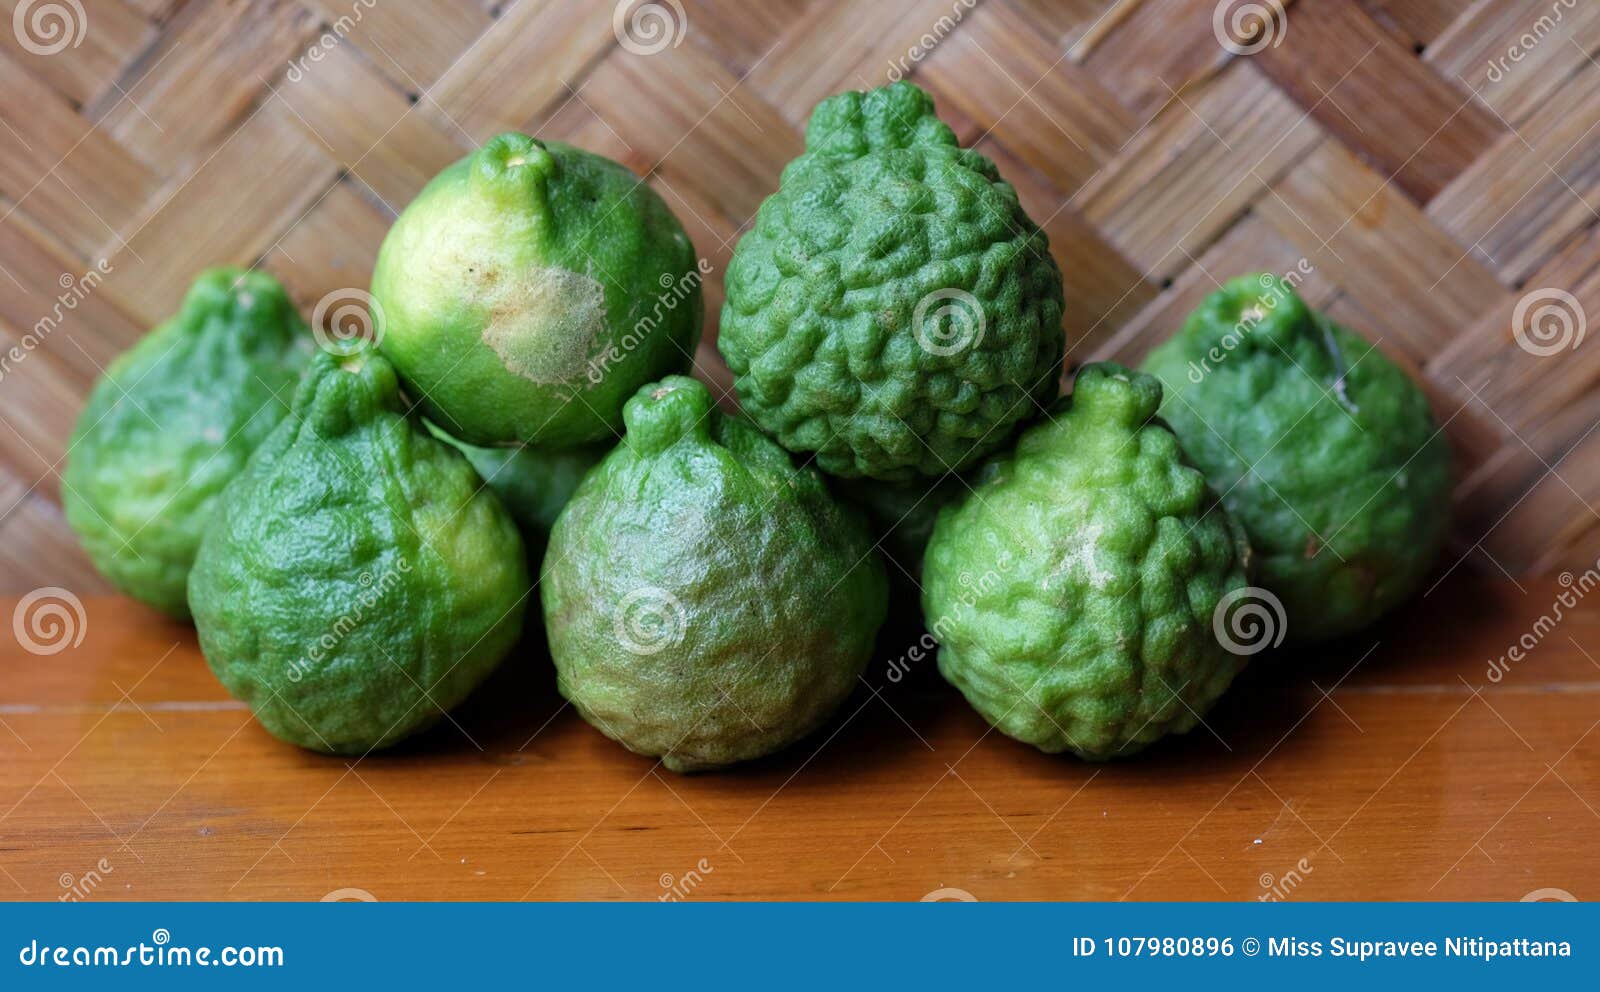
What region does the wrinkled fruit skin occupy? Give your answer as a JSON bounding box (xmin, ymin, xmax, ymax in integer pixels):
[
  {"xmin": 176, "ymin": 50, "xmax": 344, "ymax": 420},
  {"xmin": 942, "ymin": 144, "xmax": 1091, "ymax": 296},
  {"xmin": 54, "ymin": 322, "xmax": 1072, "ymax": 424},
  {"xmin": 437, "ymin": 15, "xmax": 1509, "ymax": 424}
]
[
  {"xmin": 1142, "ymin": 274, "xmax": 1451, "ymax": 642},
  {"xmin": 425, "ymin": 421, "xmax": 606, "ymax": 573},
  {"xmin": 541, "ymin": 376, "xmax": 889, "ymax": 772},
  {"xmin": 719, "ymin": 81, "xmax": 1064, "ymax": 481},
  {"xmin": 188, "ymin": 343, "xmax": 529, "ymax": 753},
  {"xmin": 372, "ymin": 132, "xmax": 702, "ymax": 447},
  {"xmin": 923, "ymin": 364, "xmax": 1252, "ymax": 759},
  {"xmin": 63, "ymin": 268, "xmax": 312, "ymax": 618}
]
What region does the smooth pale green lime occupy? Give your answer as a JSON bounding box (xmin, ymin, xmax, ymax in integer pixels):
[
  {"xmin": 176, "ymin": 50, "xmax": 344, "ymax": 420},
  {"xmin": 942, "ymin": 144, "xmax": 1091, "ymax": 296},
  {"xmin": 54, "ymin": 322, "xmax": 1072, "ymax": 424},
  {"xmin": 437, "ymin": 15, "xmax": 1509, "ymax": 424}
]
[
  {"xmin": 188, "ymin": 342, "xmax": 529, "ymax": 753},
  {"xmin": 1142, "ymin": 274, "xmax": 1450, "ymax": 642},
  {"xmin": 541, "ymin": 375, "xmax": 888, "ymax": 772},
  {"xmin": 718, "ymin": 81, "xmax": 1064, "ymax": 481},
  {"xmin": 63, "ymin": 268, "xmax": 312, "ymax": 618},
  {"xmin": 371, "ymin": 133, "xmax": 702, "ymax": 448},
  {"xmin": 923, "ymin": 364, "xmax": 1253, "ymax": 759}
]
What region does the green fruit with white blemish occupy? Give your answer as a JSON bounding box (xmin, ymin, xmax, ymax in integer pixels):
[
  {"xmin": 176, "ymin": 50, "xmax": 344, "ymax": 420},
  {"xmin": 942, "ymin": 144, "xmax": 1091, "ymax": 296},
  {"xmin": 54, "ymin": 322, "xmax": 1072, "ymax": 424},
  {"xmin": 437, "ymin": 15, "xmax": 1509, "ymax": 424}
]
[
  {"xmin": 922, "ymin": 363, "xmax": 1253, "ymax": 759},
  {"xmin": 371, "ymin": 133, "xmax": 702, "ymax": 448}
]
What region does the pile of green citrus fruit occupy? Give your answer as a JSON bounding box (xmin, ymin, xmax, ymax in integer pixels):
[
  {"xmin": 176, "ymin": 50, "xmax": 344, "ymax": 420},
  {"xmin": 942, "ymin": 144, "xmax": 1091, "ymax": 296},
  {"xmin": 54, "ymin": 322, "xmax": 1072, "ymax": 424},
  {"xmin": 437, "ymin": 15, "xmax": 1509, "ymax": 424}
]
[{"xmin": 64, "ymin": 82, "xmax": 1450, "ymax": 769}]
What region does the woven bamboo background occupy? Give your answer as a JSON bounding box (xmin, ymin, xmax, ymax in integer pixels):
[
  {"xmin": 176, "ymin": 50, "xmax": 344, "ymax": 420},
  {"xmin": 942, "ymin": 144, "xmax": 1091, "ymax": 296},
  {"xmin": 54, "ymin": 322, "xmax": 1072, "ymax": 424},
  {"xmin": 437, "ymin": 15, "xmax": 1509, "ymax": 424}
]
[{"xmin": 1, "ymin": 0, "xmax": 1598, "ymax": 596}]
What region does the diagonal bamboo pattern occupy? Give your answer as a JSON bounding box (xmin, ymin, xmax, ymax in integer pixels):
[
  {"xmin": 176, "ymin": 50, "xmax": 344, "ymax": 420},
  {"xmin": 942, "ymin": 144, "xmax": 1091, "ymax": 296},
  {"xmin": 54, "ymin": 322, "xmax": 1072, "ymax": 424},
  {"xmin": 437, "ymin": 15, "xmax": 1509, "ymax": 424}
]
[{"xmin": 2, "ymin": 0, "xmax": 1598, "ymax": 594}]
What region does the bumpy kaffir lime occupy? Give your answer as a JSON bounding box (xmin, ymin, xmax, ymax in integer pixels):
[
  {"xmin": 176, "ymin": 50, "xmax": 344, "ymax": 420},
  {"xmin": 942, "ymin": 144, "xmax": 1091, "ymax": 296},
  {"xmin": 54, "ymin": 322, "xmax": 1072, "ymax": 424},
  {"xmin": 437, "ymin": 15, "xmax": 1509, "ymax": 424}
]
[
  {"xmin": 63, "ymin": 268, "xmax": 312, "ymax": 617},
  {"xmin": 1141, "ymin": 274, "xmax": 1451, "ymax": 642},
  {"xmin": 923, "ymin": 364, "xmax": 1253, "ymax": 759},
  {"xmin": 541, "ymin": 376, "xmax": 888, "ymax": 771},
  {"xmin": 372, "ymin": 133, "xmax": 702, "ymax": 448},
  {"xmin": 188, "ymin": 342, "xmax": 528, "ymax": 753},
  {"xmin": 718, "ymin": 81, "xmax": 1064, "ymax": 481}
]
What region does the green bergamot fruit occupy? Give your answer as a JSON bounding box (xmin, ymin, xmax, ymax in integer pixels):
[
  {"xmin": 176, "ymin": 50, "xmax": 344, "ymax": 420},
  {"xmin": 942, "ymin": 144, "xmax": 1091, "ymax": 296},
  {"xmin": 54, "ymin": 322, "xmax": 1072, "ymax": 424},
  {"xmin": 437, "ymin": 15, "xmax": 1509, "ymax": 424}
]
[
  {"xmin": 718, "ymin": 81, "xmax": 1064, "ymax": 481},
  {"xmin": 541, "ymin": 375, "xmax": 889, "ymax": 771},
  {"xmin": 425, "ymin": 422, "xmax": 606, "ymax": 574},
  {"xmin": 63, "ymin": 268, "xmax": 312, "ymax": 617},
  {"xmin": 372, "ymin": 132, "xmax": 702, "ymax": 447},
  {"xmin": 1141, "ymin": 274, "xmax": 1451, "ymax": 642},
  {"xmin": 922, "ymin": 363, "xmax": 1253, "ymax": 759},
  {"xmin": 188, "ymin": 341, "xmax": 529, "ymax": 753}
]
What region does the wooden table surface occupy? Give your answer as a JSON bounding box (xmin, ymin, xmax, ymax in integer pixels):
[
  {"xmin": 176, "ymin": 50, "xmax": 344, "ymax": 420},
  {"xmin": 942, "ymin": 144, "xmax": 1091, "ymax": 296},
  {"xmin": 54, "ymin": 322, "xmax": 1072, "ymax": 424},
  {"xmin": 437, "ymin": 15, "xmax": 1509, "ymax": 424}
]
[{"xmin": 1, "ymin": 573, "xmax": 1595, "ymax": 902}]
